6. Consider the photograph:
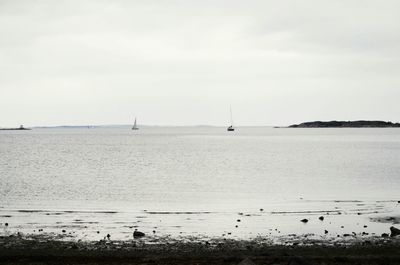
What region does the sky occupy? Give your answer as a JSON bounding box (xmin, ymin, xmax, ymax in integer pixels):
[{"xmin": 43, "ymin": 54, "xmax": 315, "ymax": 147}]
[{"xmin": 1, "ymin": 0, "xmax": 400, "ymax": 127}]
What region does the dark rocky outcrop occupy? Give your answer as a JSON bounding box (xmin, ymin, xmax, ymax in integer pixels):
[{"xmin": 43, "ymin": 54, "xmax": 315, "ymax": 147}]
[{"xmin": 288, "ymin": 120, "xmax": 400, "ymax": 128}]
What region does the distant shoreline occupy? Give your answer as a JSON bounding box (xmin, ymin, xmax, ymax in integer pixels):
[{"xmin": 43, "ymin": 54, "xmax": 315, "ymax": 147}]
[
  {"xmin": 0, "ymin": 127, "xmax": 31, "ymax": 131},
  {"xmin": 288, "ymin": 120, "xmax": 400, "ymax": 128}
]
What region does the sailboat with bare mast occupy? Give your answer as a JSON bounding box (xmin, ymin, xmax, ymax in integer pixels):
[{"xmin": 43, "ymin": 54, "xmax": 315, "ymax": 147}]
[
  {"xmin": 227, "ymin": 106, "xmax": 234, "ymax": 131},
  {"xmin": 132, "ymin": 117, "xmax": 139, "ymax": 130}
]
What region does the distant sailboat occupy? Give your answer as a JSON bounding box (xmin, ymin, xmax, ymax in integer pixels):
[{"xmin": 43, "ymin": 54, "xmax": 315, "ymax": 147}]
[
  {"xmin": 132, "ymin": 117, "xmax": 139, "ymax": 130},
  {"xmin": 227, "ymin": 106, "xmax": 235, "ymax": 132}
]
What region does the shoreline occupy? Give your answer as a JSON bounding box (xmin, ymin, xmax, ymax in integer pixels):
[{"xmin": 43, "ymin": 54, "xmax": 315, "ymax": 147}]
[{"xmin": 1, "ymin": 234, "xmax": 400, "ymax": 264}]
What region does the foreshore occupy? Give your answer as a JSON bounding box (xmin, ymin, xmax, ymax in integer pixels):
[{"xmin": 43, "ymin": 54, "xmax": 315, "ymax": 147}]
[{"xmin": 1, "ymin": 234, "xmax": 400, "ymax": 264}]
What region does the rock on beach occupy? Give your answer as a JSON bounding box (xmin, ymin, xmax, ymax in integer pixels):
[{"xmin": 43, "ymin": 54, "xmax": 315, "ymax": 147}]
[
  {"xmin": 390, "ymin": 226, "xmax": 400, "ymax": 237},
  {"xmin": 133, "ymin": 230, "xmax": 145, "ymax": 238}
]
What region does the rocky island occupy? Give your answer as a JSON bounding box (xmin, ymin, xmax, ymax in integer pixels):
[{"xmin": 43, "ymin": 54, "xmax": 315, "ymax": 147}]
[
  {"xmin": 289, "ymin": 120, "xmax": 400, "ymax": 128},
  {"xmin": 0, "ymin": 125, "xmax": 31, "ymax": 130}
]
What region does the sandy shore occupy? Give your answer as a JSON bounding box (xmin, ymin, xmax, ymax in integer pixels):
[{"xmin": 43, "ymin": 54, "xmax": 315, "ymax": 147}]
[{"xmin": 1, "ymin": 233, "xmax": 400, "ymax": 265}]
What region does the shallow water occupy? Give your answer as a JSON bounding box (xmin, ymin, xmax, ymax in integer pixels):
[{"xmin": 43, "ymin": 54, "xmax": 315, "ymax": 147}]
[{"xmin": 1, "ymin": 127, "xmax": 399, "ymax": 241}]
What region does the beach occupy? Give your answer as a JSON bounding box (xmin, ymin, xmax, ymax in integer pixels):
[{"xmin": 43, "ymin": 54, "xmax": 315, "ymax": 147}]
[{"xmin": 1, "ymin": 232, "xmax": 400, "ymax": 264}]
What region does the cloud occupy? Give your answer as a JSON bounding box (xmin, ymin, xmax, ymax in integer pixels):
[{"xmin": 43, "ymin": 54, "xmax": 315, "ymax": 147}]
[{"xmin": 1, "ymin": 0, "xmax": 399, "ymax": 126}]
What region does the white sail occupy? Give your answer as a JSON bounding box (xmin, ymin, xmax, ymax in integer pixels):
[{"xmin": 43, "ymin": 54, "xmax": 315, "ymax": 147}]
[{"xmin": 132, "ymin": 117, "xmax": 139, "ymax": 130}]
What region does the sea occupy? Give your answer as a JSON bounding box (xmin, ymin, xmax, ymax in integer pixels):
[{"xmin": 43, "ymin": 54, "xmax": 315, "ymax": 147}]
[{"xmin": 1, "ymin": 127, "xmax": 399, "ymax": 242}]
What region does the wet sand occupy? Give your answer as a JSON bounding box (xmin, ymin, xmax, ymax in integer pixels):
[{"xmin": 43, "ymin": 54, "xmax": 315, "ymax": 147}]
[{"xmin": 2, "ymin": 200, "xmax": 399, "ymax": 242}]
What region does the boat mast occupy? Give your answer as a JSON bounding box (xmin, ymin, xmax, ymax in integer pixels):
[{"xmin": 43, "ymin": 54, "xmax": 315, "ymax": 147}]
[{"xmin": 230, "ymin": 106, "xmax": 234, "ymax": 127}]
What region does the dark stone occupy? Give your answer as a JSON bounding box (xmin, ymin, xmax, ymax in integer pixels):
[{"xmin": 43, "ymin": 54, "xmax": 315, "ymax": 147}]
[
  {"xmin": 237, "ymin": 219, "xmax": 241, "ymax": 222},
  {"xmin": 324, "ymin": 230, "xmax": 328, "ymax": 234},
  {"xmin": 300, "ymin": 219, "xmax": 308, "ymax": 223},
  {"xmin": 106, "ymin": 234, "xmax": 111, "ymax": 239},
  {"xmin": 390, "ymin": 226, "xmax": 400, "ymax": 237},
  {"xmin": 319, "ymin": 216, "xmax": 324, "ymax": 221},
  {"xmin": 381, "ymin": 233, "xmax": 389, "ymax": 238},
  {"xmin": 133, "ymin": 230, "xmax": 145, "ymax": 238},
  {"xmin": 363, "ymin": 225, "xmax": 368, "ymax": 228},
  {"xmin": 5, "ymin": 223, "xmax": 8, "ymax": 226},
  {"xmin": 62, "ymin": 229, "xmax": 66, "ymax": 233},
  {"xmin": 260, "ymin": 208, "xmax": 264, "ymax": 211}
]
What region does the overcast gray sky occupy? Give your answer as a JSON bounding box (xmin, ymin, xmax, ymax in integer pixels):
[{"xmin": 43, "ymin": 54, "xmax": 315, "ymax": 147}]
[{"xmin": 1, "ymin": 0, "xmax": 400, "ymax": 126}]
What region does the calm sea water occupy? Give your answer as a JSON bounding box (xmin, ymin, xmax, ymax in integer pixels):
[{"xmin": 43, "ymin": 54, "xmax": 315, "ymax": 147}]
[{"xmin": 1, "ymin": 127, "xmax": 399, "ymax": 241}]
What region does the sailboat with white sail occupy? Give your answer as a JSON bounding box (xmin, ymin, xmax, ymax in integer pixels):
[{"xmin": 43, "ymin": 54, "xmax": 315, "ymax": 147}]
[
  {"xmin": 132, "ymin": 117, "xmax": 139, "ymax": 130},
  {"xmin": 227, "ymin": 106, "xmax": 234, "ymax": 132}
]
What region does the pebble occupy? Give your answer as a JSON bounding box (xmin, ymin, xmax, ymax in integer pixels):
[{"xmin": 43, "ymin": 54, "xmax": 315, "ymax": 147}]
[
  {"xmin": 62, "ymin": 229, "xmax": 66, "ymax": 233},
  {"xmin": 237, "ymin": 219, "xmax": 241, "ymax": 222},
  {"xmin": 300, "ymin": 219, "xmax": 308, "ymax": 223},
  {"xmin": 319, "ymin": 216, "xmax": 324, "ymax": 221},
  {"xmin": 324, "ymin": 230, "xmax": 328, "ymax": 234},
  {"xmin": 5, "ymin": 223, "xmax": 8, "ymax": 226}
]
